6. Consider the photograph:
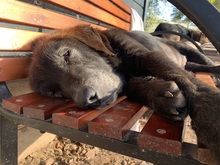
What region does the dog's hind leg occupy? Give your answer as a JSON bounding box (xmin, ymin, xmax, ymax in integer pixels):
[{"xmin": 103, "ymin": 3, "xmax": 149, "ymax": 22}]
[
  {"xmin": 185, "ymin": 62, "xmax": 220, "ymax": 74},
  {"xmin": 165, "ymin": 40, "xmax": 216, "ymax": 65}
]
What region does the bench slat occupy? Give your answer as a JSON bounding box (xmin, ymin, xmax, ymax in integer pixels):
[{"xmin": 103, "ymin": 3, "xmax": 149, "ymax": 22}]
[
  {"xmin": 195, "ymin": 72, "xmax": 216, "ymax": 87},
  {"xmin": 52, "ymin": 96, "xmax": 127, "ymax": 129},
  {"xmin": 0, "ymin": 27, "xmax": 41, "ymax": 51},
  {"xmin": 43, "ymin": 0, "xmax": 130, "ymax": 30},
  {"xmin": 137, "ymin": 112, "xmax": 183, "ymax": 155},
  {"xmin": 23, "ymin": 98, "xmax": 73, "ymax": 120},
  {"xmin": 0, "ymin": 57, "xmax": 31, "ymax": 81},
  {"xmin": 0, "ymin": 0, "xmax": 98, "ymax": 30},
  {"xmin": 110, "ymin": 0, "xmax": 131, "ymax": 14},
  {"xmin": 2, "ymin": 93, "xmax": 48, "ymax": 114},
  {"xmin": 88, "ymin": 99, "xmax": 147, "ymax": 140},
  {"xmin": 53, "ymin": 106, "xmax": 101, "ymax": 129},
  {"xmin": 0, "ymin": 26, "xmax": 104, "ymax": 52},
  {"xmin": 87, "ymin": 0, "xmax": 131, "ymax": 22}
]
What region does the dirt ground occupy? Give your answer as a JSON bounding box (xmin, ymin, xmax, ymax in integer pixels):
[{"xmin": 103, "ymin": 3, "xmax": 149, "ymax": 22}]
[{"xmin": 18, "ymin": 136, "xmax": 153, "ymax": 165}]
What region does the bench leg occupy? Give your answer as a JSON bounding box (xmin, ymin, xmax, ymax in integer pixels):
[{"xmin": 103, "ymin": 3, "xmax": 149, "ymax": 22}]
[{"xmin": 0, "ymin": 115, "xmax": 18, "ymax": 165}]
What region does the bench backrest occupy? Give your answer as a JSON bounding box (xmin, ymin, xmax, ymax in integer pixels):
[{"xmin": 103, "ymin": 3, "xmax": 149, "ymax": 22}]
[{"xmin": 0, "ymin": 0, "xmax": 132, "ymax": 82}]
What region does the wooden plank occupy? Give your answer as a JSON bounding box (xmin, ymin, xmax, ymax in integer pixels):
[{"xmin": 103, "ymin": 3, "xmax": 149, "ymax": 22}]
[
  {"xmin": 6, "ymin": 79, "xmax": 32, "ymax": 97},
  {"xmin": 0, "ymin": 27, "xmax": 41, "ymax": 51},
  {"xmin": 52, "ymin": 96, "xmax": 127, "ymax": 129},
  {"xmin": 87, "ymin": 0, "xmax": 130, "ymax": 22},
  {"xmin": 137, "ymin": 112, "xmax": 183, "ymax": 155},
  {"xmin": 195, "ymin": 72, "xmax": 216, "ymax": 87},
  {"xmin": 0, "ymin": 57, "xmax": 31, "ymax": 81},
  {"xmin": 53, "ymin": 106, "xmax": 100, "ymax": 129},
  {"xmin": 43, "ymin": 0, "xmax": 130, "ymax": 30},
  {"xmin": 23, "ymin": 98, "xmax": 74, "ymax": 120},
  {"xmin": 88, "ymin": 99, "xmax": 147, "ymax": 140},
  {"xmin": 0, "ymin": 26, "xmax": 104, "ymax": 52},
  {"xmin": 201, "ymin": 42, "xmax": 219, "ymax": 56},
  {"xmin": 207, "ymin": 55, "xmax": 220, "ymax": 65},
  {"xmin": 0, "ymin": 0, "xmax": 93, "ymax": 30},
  {"xmin": 182, "ymin": 116, "xmax": 197, "ymax": 144},
  {"xmin": 110, "ymin": 0, "xmax": 131, "ymax": 14},
  {"xmin": 2, "ymin": 93, "xmax": 48, "ymax": 114}
]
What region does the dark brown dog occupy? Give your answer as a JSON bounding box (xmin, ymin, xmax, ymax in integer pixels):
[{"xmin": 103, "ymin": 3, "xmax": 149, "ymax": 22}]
[
  {"xmin": 154, "ymin": 22, "xmax": 209, "ymax": 44},
  {"xmin": 30, "ymin": 25, "xmax": 220, "ymax": 163}
]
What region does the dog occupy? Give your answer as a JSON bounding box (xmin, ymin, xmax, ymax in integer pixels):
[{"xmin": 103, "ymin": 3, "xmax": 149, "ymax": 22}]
[
  {"xmin": 154, "ymin": 22, "xmax": 209, "ymax": 44},
  {"xmin": 30, "ymin": 25, "xmax": 220, "ymax": 163}
]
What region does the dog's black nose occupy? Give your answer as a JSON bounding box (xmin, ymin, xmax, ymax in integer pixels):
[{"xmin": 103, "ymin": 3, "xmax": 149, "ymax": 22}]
[
  {"xmin": 75, "ymin": 87, "xmax": 118, "ymax": 109},
  {"xmin": 77, "ymin": 88, "xmax": 101, "ymax": 109},
  {"xmin": 88, "ymin": 92, "xmax": 99, "ymax": 104}
]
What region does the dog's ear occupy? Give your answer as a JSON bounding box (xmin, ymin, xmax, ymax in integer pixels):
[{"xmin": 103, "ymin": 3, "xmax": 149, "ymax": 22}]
[
  {"xmin": 73, "ymin": 25, "xmax": 115, "ymax": 56},
  {"xmin": 191, "ymin": 30, "xmax": 201, "ymax": 42}
]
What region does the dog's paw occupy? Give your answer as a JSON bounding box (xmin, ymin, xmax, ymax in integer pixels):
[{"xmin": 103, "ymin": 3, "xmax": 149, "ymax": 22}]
[
  {"xmin": 150, "ymin": 80, "xmax": 187, "ymax": 121},
  {"xmin": 127, "ymin": 77, "xmax": 187, "ymax": 121}
]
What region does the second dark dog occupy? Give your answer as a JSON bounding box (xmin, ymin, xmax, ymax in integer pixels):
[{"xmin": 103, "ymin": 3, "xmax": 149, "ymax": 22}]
[{"xmin": 154, "ymin": 22, "xmax": 209, "ymax": 44}]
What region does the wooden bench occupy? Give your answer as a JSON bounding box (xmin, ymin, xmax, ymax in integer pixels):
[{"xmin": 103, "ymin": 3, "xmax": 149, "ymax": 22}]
[{"xmin": 0, "ymin": 0, "xmax": 218, "ymax": 165}]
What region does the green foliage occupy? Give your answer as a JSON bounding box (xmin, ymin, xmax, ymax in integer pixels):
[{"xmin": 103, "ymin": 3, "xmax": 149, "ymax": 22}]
[
  {"xmin": 145, "ymin": 10, "xmax": 163, "ymax": 32},
  {"xmin": 209, "ymin": 0, "xmax": 220, "ymax": 10},
  {"xmin": 145, "ymin": 0, "xmax": 166, "ymax": 32},
  {"xmin": 171, "ymin": 8, "xmax": 191, "ymax": 24},
  {"xmin": 145, "ymin": 0, "xmax": 220, "ymax": 32}
]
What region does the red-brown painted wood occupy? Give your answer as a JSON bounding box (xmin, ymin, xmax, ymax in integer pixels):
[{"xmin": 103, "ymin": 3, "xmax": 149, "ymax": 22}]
[
  {"xmin": 137, "ymin": 112, "xmax": 183, "ymax": 155},
  {"xmin": 195, "ymin": 72, "xmax": 216, "ymax": 87},
  {"xmin": 23, "ymin": 98, "xmax": 74, "ymax": 120},
  {"xmin": 110, "ymin": 0, "xmax": 131, "ymax": 14},
  {"xmin": 2, "ymin": 93, "xmax": 48, "ymax": 114},
  {"xmin": 87, "ymin": 0, "xmax": 130, "ymax": 22},
  {"xmin": 88, "ymin": 99, "xmax": 147, "ymax": 140},
  {"xmin": 52, "ymin": 96, "xmax": 127, "ymax": 129},
  {"xmin": 53, "ymin": 106, "xmax": 101, "ymax": 129},
  {"xmin": 0, "ymin": 27, "xmax": 41, "ymax": 51},
  {"xmin": 43, "ymin": 0, "xmax": 130, "ymax": 30},
  {"xmin": 0, "ymin": 0, "xmax": 97, "ymax": 30},
  {"xmin": 0, "ymin": 57, "xmax": 31, "ymax": 81}
]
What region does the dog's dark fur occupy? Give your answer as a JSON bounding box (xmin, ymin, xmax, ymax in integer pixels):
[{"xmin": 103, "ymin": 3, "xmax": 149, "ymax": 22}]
[
  {"xmin": 30, "ymin": 25, "xmax": 220, "ymax": 163},
  {"xmin": 154, "ymin": 22, "xmax": 209, "ymax": 44}
]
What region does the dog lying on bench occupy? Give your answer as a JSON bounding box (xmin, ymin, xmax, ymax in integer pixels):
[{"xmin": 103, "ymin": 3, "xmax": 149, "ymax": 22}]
[
  {"xmin": 154, "ymin": 22, "xmax": 209, "ymax": 44},
  {"xmin": 30, "ymin": 25, "xmax": 220, "ymax": 163}
]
